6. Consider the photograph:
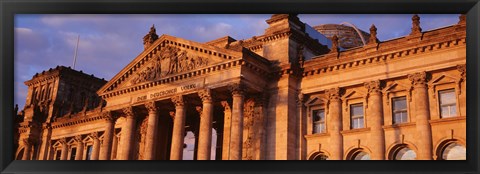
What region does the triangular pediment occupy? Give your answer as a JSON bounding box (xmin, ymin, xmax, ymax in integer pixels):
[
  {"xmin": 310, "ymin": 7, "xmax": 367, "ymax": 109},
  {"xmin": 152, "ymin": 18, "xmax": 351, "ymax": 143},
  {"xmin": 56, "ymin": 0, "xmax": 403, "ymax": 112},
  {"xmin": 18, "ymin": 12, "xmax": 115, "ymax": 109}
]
[{"xmin": 98, "ymin": 34, "xmax": 242, "ymax": 95}]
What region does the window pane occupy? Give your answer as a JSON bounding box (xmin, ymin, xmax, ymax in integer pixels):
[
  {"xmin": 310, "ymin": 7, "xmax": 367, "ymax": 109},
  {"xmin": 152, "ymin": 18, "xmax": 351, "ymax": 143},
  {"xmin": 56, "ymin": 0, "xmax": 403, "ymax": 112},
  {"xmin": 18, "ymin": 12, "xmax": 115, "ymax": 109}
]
[
  {"xmin": 441, "ymin": 106, "xmax": 450, "ymax": 117},
  {"xmin": 351, "ymin": 104, "xmax": 363, "ymax": 116},
  {"xmin": 395, "ymin": 147, "xmax": 416, "ymax": 160},
  {"xmin": 354, "ymin": 151, "xmax": 370, "ymax": 160},
  {"xmin": 442, "ymin": 143, "xmax": 466, "ymax": 160},
  {"xmin": 393, "ymin": 97, "xmax": 407, "ymax": 110},
  {"xmin": 439, "ymin": 90, "xmax": 456, "ymax": 104},
  {"xmin": 70, "ymin": 148, "xmax": 77, "ymax": 160},
  {"xmin": 450, "ymin": 105, "xmax": 457, "ymax": 116},
  {"xmin": 358, "ymin": 118, "xmax": 364, "ymax": 128}
]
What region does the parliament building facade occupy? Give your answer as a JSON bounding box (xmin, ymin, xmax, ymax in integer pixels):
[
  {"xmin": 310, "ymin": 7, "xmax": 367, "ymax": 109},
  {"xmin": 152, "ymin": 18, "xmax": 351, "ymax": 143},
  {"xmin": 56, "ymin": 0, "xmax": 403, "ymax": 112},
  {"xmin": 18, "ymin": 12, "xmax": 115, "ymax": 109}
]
[{"xmin": 14, "ymin": 14, "xmax": 466, "ymax": 160}]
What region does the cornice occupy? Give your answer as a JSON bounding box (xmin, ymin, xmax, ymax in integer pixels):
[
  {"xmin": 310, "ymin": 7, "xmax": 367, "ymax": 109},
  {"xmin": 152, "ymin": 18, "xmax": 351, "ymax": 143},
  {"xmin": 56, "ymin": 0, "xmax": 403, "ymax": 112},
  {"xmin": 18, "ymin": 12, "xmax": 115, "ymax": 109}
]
[{"xmin": 303, "ymin": 35, "xmax": 466, "ymax": 77}]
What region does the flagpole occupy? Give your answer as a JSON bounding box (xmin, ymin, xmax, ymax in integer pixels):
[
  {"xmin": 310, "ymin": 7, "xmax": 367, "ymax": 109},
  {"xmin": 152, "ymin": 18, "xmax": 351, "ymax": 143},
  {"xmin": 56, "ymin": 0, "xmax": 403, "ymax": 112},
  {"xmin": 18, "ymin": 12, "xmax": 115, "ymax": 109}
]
[{"xmin": 73, "ymin": 35, "xmax": 79, "ymax": 69}]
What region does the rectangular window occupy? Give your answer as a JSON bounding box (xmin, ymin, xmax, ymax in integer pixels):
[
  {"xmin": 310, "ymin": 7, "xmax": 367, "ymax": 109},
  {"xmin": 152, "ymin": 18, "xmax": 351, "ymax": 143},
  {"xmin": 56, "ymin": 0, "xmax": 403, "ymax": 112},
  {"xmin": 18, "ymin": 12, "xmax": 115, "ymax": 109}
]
[
  {"xmin": 312, "ymin": 109, "xmax": 326, "ymax": 134},
  {"xmin": 86, "ymin": 145, "xmax": 93, "ymax": 160},
  {"xmin": 55, "ymin": 150, "xmax": 61, "ymax": 160},
  {"xmin": 350, "ymin": 103, "xmax": 364, "ymax": 129},
  {"xmin": 70, "ymin": 147, "xmax": 77, "ymax": 160},
  {"xmin": 439, "ymin": 89, "xmax": 457, "ymax": 118},
  {"xmin": 392, "ymin": 97, "xmax": 408, "ymax": 124}
]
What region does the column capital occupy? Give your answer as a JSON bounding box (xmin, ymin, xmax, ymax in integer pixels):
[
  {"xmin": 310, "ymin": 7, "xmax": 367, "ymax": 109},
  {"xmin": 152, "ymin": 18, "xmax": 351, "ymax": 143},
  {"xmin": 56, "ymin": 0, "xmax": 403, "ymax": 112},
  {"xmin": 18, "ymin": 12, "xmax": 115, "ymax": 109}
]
[
  {"xmin": 171, "ymin": 95, "xmax": 185, "ymax": 107},
  {"xmin": 122, "ymin": 107, "xmax": 135, "ymax": 118},
  {"xmin": 296, "ymin": 92, "xmax": 307, "ymax": 106},
  {"xmin": 457, "ymin": 64, "xmax": 466, "ymax": 79},
  {"xmin": 326, "ymin": 87, "xmax": 342, "ymax": 101},
  {"xmin": 229, "ymin": 83, "xmax": 246, "ymax": 96},
  {"xmin": 90, "ymin": 132, "xmax": 99, "ymax": 140},
  {"xmin": 198, "ymin": 88, "xmax": 213, "ymax": 103},
  {"xmin": 145, "ymin": 101, "xmax": 159, "ymax": 113},
  {"xmin": 196, "ymin": 106, "xmax": 203, "ymax": 118},
  {"xmin": 221, "ymin": 100, "xmax": 231, "ymax": 112},
  {"xmin": 364, "ymin": 80, "xmax": 382, "ymax": 94},
  {"xmin": 102, "ymin": 111, "xmax": 118, "ymax": 122},
  {"xmin": 408, "ymin": 71, "xmax": 428, "ymax": 87}
]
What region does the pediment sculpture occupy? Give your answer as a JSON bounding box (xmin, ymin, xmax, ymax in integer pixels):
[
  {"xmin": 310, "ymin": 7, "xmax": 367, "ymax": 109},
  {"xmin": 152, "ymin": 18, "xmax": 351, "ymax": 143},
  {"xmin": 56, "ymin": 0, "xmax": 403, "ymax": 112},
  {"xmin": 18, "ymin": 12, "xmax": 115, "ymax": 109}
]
[{"xmin": 131, "ymin": 46, "xmax": 209, "ymax": 85}]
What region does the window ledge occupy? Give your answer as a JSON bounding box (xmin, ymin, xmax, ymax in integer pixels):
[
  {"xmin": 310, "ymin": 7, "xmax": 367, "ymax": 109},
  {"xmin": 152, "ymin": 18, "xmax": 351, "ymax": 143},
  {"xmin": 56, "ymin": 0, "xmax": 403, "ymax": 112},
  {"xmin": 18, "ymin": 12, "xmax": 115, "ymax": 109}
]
[
  {"xmin": 429, "ymin": 116, "xmax": 466, "ymax": 125},
  {"xmin": 383, "ymin": 122, "xmax": 416, "ymax": 130},
  {"xmin": 304, "ymin": 133, "xmax": 330, "ymax": 139},
  {"xmin": 341, "ymin": 127, "xmax": 371, "ymax": 135}
]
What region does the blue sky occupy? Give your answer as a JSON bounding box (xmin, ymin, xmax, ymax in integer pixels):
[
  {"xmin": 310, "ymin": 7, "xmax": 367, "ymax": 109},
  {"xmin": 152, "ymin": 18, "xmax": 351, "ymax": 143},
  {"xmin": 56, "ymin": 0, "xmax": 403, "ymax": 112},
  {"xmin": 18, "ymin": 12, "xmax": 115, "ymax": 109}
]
[{"xmin": 14, "ymin": 14, "xmax": 460, "ymax": 110}]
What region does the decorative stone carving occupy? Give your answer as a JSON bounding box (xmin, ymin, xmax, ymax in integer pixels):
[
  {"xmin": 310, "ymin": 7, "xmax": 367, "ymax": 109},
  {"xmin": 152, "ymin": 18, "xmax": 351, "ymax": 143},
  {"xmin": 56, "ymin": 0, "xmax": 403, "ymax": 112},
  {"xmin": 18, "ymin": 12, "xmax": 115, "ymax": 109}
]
[
  {"xmin": 296, "ymin": 92, "xmax": 306, "ymax": 106},
  {"xmin": 131, "ymin": 45, "xmax": 209, "ymax": 85},
  {"xmin": 171, "ymin": 95, "xmax": 185, "ymax": 107},
  {"xmin": 122, "ymin": 107, "xmax": 135, "ymax": 118},
  {"xmin": 326, "ymin": 87, "xmax": 341, "ymax": 101},
  {"xmin": 144, "ymin": 101, "xmax": 159, "ymax": 113},
  {"xmin": 196, "ymin": 106, "xmax": 203, "ymax": 118},
  {"xmin": 457, "ymin": 64, "xmax": 466, "ymax": 79},
  {"xmin": 198, "ymin": 89, "xmax": 213, "ymax": 102},
  {"xmin": 411, "ymin": 14, "xmax": 422, "ymax": 35},
  {"xmin": 244, "ymin": 98, "xmax": 255, "ymax": 124},
  {"xmin": 458, "ymin": 14, "xmax": 466, "ymax": 24},
  {"xmin": 364, "ymin": 80, "xmax": 382, "ymax": 94},
  {"xmin": 408, "ymin": 72, "xmax": 428, "ymax": 87},
  {"xmin": 229, "ymin": 83, "xmax": 246, "ymax": 96},
  {"xmin": 221, "ymin": 101, "xmax": 231, "ymax": 112},
  {"xmin": 102, "ymin": 111, "xmax": 117, "ymax": 122},
  {"xmin": 369, "ymin": 24, "xmax": 379, "ymax": 44},
  {"xmin": 330, "ymin": 35, "xmax": 339, "ymax": 53},
  {"xmin": 169, "ymin": 111, "xmax": 175, "ymax": 120},
  {"xmin": 143, "ymin": 25, "xmax": 159, "ymax": 48}
]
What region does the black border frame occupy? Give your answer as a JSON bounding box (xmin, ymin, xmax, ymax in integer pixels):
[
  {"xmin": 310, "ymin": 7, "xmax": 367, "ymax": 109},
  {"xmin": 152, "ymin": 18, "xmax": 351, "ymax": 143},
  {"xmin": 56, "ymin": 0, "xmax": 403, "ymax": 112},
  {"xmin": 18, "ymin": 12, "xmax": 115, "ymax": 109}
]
[{"xmin": 1, "ymin": 0, "xmax": 479, "ymax": 174}]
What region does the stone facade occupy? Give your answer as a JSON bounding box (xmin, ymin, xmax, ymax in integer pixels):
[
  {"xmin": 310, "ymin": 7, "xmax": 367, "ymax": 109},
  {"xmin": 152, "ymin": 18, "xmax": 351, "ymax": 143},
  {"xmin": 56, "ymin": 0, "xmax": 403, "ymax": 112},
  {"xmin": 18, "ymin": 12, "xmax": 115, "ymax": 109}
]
[{"xmin": 14, "ymin": 14, "xmax": 466, "ymax": 160}]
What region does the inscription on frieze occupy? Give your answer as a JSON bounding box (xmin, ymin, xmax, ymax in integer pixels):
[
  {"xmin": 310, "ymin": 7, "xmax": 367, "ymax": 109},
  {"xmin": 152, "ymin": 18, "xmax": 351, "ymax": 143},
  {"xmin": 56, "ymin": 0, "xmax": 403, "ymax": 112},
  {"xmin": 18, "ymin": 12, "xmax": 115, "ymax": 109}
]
[
  {"xmin": 132, "ymin": 80, "xmax": 204, "ymax": 103},
  {"xmin": 131, "ymin": 46, "xmax": 209, "ymax": 85}
]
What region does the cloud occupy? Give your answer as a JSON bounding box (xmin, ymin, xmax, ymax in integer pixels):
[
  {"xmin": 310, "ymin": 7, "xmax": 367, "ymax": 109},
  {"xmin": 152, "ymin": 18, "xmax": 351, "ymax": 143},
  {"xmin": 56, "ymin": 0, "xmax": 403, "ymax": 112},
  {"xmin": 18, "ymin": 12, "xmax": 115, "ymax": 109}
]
[{"xmin": 14, "ymin": 14, "xmax": 459, "ymax": 110}]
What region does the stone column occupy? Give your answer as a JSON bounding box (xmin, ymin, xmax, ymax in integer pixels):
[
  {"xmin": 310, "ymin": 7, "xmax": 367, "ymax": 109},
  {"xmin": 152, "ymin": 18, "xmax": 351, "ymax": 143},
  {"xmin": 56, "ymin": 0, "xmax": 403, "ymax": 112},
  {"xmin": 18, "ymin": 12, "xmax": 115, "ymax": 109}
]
[
  {"xmin": 197, "ymin": 89, "xmax": 214, "ymax": 160},
  {"xmin": 90, "ymin": 132, "xmax": 100, "ymax": 160},
  {"xmin": 326, "ymin": 88, "xmax": 343, "ymax": 160},
  {"xmin": 221, "ymin": 101, "xmax": 232, "ymax": 160},
  {"xmin": 144, "ymin": 101, "xmax": 160, "ymax": 160},
  {"xmin": 21, "ymin": 138, "xmax": 33, "ymax": 160},
  {"xmin": 60, "ymin": 138, "xmax": 68, "ymax": 160},
  {"xmin": 99, "ymin": 111, "xmax": 117, "ymax": 160},
  {"xmin": 111, "ymin": 134, "xmax": 118, "ymax": 160},
  {"xmin": 74, "ymin": 135, "xmax": 84, "ymax": 160},
  {"xmin": 229, "ymin": 83, "xmax": 245, "ymax": 160},
  {"xmin": 408, "ymin": 72, "xmax": 433, "ymax": 160},
  {"xmin": 119, "ymin": 107, "xmax": 136, "ymax": 160},
  {"xmin": 38, "ymin": 123, "xmax": 52, "ymax": 160},
  {"xmin": 296, "ymin": 93, "xmax": 307, "ymax": 160},
  {"xmin": 170, "ymin": 95, "xmax": 186, "ymax": 160},
  {"xmin": 364, "ymin": 81, "xmax": 386, "ymax": 160}
]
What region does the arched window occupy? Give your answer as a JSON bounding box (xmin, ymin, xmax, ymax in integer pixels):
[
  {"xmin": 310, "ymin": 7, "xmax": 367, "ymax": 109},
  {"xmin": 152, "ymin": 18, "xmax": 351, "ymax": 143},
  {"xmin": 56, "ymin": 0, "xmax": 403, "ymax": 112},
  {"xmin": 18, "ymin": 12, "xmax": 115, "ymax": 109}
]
[
  {"xmin": 309, "ymin": 152, "xmax": 329, "ymax": 160},
  {"xmin": 441, "ymin": 142, "xmax": 466, "ymax": 160},
  {"xmin": 390, "ymin": 145, "xmax": 416, "ymax": 160},
  {"xmin": 347, "ymin": 148, "xmax": 370, "ymax": 160}
]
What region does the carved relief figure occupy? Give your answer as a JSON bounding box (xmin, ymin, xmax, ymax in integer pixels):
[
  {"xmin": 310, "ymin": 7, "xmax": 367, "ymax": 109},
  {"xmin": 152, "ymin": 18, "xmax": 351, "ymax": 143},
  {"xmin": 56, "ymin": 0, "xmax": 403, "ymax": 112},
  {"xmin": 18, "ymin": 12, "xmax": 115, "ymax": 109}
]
[{"xmin": 131, "ymin": 45, "xmax": 210, "ymax": 85}]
